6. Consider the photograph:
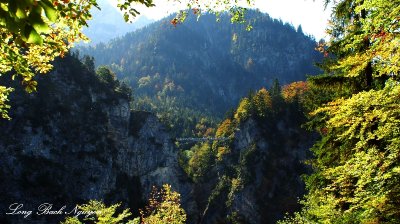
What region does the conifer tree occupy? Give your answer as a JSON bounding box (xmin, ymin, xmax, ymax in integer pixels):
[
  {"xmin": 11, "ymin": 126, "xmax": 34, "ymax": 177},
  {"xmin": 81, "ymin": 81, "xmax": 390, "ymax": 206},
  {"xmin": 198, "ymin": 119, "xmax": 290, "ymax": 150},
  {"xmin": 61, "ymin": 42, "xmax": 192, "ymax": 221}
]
[{"xmin": 270, "ymin": 78, "xmax": 281, "ymax": 97}]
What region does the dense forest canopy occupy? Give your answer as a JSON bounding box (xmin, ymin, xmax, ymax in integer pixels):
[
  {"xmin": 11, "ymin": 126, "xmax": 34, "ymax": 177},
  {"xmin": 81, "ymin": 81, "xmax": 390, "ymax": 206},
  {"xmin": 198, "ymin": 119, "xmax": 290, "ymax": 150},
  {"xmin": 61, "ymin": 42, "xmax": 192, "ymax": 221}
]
[
  {"xmin": 0, "ymin": 0, "xmax": 254, "ymax": 120},
  {"xmin": 78, "ymin": 10, "xmax": 322, "ymax": 137}
]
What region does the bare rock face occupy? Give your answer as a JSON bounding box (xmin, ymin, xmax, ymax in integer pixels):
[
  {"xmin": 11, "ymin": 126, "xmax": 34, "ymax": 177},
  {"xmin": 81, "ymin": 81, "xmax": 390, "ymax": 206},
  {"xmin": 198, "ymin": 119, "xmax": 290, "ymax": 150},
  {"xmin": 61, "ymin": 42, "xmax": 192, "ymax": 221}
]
[
  {"xmin": 230, "ymin": 117, "xmax": 313, "ymax": 224},
  {"xmin": 0, "ymin": 56, "xmax": 196, "ymax": 223},
  {"xmin": 197, "ymin": 113, "xmax": 315, "ymax": 224}
]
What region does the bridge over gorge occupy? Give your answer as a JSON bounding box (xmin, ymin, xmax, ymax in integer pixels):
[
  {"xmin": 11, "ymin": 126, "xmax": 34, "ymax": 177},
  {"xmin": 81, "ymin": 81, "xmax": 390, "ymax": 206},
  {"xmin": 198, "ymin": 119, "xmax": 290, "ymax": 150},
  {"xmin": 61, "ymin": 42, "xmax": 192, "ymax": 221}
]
[{"xmin": 174, "ymin": 137, "xmax": 230, "ymax": 143}]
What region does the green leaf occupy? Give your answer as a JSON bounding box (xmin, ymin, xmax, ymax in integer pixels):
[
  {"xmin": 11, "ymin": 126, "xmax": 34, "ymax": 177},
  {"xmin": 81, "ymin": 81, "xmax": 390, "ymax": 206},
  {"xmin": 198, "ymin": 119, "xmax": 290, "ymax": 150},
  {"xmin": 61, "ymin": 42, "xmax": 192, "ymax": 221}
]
[
  {"xmin": 40, "ymin": 0, "xmax": 58, "ymax": 22},
  {"xmin": 28, "ymin": 9, "xmax": 50, "ymax": 33},
  {"xmin": 15, "ymin": 7, "xmax": 27, "ymax": 19},
  {"xmin": 33, "ymin": 17, "xmax": 49, "ymax": 33},
  {"xmin": 0, "ymin": 3, "xmax": 8, "ymax": 12},
  {"xmin": 25, "ymin": 26, "xmax": 43, "ymax": 44}
]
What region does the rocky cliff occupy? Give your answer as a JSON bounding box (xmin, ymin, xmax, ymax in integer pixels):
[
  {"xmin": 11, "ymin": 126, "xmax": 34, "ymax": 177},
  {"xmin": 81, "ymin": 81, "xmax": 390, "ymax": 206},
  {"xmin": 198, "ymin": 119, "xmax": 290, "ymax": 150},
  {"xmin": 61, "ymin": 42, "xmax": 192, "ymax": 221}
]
[
  {"xmin": 0, "ymin": 55, "xmax": 315, "ymax": 224},
  {"xmin": 186, "ymin": 97, "xmax": 315, "ymax": 224},
  {"xmin": 0, "ymin": 55, "xmax": 195, "ymax": 223}
]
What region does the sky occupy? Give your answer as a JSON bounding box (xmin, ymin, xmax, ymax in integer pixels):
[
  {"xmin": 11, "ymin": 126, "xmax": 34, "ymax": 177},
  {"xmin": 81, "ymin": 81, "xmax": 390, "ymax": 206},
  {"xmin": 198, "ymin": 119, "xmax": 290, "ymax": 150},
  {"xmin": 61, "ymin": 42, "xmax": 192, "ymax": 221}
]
[
  {"xmin": 107, "ymin": 0, "xmax": 332, "ymax": 40},
  {"xmin": 253, "ymin": 0, "xmax": 332, "ymax": 40}
]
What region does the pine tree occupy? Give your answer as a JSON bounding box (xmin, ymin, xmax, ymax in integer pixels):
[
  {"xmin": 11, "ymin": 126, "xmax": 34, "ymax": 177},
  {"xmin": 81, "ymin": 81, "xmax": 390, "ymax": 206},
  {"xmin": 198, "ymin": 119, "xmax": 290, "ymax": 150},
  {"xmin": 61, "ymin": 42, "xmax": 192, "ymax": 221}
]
[
  {"xmin": 270, "ymin": 78, "xmax": 281, "ymax": 97},
  {"xmin": 296, "ymin": 25, "xmax": 303, "ymax": 34}
]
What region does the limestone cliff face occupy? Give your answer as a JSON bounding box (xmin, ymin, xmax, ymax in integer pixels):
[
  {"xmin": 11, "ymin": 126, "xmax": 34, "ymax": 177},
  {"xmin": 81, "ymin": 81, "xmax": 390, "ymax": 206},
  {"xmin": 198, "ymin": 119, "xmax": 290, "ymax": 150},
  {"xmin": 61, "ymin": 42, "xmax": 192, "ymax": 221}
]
[
  {"xmin": 0, "ymin": 56, "xmax": 195, "ymax": 223},
  {"xmin": 196, "ymin": 108, "xmax": 315, "ymax": 224},
  {"xmin": 230, "ymin": 118, "xmax": 313, "ymax": 223}
]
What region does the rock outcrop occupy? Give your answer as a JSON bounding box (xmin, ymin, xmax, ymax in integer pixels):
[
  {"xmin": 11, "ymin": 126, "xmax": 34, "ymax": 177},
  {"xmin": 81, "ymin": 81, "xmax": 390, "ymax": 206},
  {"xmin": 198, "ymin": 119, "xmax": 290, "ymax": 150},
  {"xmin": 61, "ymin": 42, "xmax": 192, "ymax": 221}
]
[
  {"xmin": 0, "ymin": 55, "xmax": 195, "ymax": 223},
  {"xmin": 193, "ymin": 105, "xmax": 315, "ymax": 224}
]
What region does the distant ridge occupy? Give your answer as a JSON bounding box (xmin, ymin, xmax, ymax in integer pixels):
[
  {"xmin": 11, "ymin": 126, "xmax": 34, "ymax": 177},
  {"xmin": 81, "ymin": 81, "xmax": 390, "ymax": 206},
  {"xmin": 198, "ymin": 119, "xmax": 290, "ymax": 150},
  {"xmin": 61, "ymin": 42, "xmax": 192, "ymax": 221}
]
[
  {"xmin": 78, "ymin": 10, "xmax": 322, "ymax": 136},
  {"xmin": 83, "ymin": 0, "xmax": 154, "ymax": 44}
]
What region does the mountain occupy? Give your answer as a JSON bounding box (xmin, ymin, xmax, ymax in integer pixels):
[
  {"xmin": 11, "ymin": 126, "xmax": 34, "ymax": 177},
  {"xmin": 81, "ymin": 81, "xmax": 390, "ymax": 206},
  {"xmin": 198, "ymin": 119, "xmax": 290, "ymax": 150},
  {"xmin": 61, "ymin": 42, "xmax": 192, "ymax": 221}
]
[
  {"xmin": 0, "ymin": 55, "xmax": 315, "ymax": 223},
  {"xmin": 82, "ymin": 0, "xmax": 154, "ymax": 45},
  {"xmin": 78, "ymin": 10, "xmax": 322, "ymax": 137},
  {"xmin": 180, "ymin": 87, "xmax": 316, "ymax": 223},
  {"xmin": 0, "ymin": 55, "xmax": 196, "ymax": 223},
  {"xmin": 0, "ymin": 33, "xmax": 316, "ymax": 224}
]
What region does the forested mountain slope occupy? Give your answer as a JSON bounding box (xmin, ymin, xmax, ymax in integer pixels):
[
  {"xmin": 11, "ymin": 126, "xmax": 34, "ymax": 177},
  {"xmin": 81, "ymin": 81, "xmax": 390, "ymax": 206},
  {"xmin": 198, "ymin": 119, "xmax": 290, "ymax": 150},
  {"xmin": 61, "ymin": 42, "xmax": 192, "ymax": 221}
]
[{"xmin": 79, "ymin": 10, "xmax": 322, "ymax": 136}]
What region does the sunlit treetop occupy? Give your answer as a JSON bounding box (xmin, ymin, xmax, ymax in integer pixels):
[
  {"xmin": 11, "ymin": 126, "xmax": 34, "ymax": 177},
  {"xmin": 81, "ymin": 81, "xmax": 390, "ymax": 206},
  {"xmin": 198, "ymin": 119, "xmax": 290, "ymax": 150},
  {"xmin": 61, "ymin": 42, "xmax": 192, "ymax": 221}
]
[
  {"xmin": 281, "ymin": 81, "xmax": 308, "ymax": 103},
  {"xmin": 320, "ymin": 0, "xmax": 400, "ymax": 85}
]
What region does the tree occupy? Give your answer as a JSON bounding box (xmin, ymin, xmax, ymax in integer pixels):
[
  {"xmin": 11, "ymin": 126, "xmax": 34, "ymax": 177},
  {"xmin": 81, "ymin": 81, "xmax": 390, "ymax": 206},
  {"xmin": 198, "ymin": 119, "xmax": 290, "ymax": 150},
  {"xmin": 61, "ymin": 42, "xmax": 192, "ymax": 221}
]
[
  {"xmin": 116, "ymin": 81, "xmax": 134, "ymax": 100},
  {"xmin": 140, "ymin": 184, "xmax": 187, "ymax": 224},
  {"xmin": 187, "ymin": 142, "xmax": 215, "ymax": 182},
  {"xmin": 270, "ymin": 78, "xmax": 281, "ymax": 97},
  {"xmin": 281, "ymin": 0, "xmax": 400, "ymax": 223},
  {"xmin": 296, "ymin": 25, "xmax": 303, "ymax": 34},
  {"xmin": 0, "ymin": 86, "xmax": 12, "ymax": 119},
  {"xmin": 234, "ymin": 97, "xmax": 252, "ymax": 122},
  {"xmin": 306, "ymin": 80, "xmax": 400, "ymax": 222},
  {"xmin": 96, "ymin": 66, "xmax": 117, "ymax": 87},
  {"xmin": 282, "ymin": 80, "xmax": 400, "ymax": 223},
  {"xmin": 0, "ymin": 0, "xmax": 99, "ymax": 114},
  {"xmin": 0, "ymin": 0, "xmax": 254, "ymax": 119},
  {"xmin": 320, "ymin": 0, "xmax": 400, "ymax": 86},
  {"xmin": 252, "ymin": 88, "xmax": 272, "ymax": 118},
  {"xmin": 82, "ymin": 55, "xmax": 95, "ymax": 73},
  {"xmin": 61, "ymin": 185, "xmax": 186, "ymax": 224},
  {"xmin": 281, "ymin": 81, "xmax": 308, "ymax": 103},
  {"xmin": 216, "ymin": 118, "xmax": 234, "ymax": 138},
  {"xmin": 61, "ymin": 201, "xmax": 133, "ymax": 224},
  {"xmin": 270, "ymin": 78, "xmax": 284, "ymax": 109}
]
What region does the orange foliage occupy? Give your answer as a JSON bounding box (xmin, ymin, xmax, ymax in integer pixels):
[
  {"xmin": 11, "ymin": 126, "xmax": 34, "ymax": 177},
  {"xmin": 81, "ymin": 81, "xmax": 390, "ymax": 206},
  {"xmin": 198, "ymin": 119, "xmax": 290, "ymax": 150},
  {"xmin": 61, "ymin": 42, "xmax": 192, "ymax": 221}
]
[
  {"xmin": 170, "ymin": 18, "xmax": 179, "ymax": 27},
  {"xmin": 281, "ymin": 81, "xmax": 309, "ymax": 102},
  {"xmin": 216, "ymin": 119, "xmax": 234, "ymax": 138}
]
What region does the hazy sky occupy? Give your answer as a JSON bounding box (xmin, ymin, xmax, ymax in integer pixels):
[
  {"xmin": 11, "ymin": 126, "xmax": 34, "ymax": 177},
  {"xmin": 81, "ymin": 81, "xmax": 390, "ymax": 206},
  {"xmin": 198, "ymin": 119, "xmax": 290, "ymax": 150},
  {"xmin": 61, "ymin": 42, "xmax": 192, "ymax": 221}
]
[
  {"xmin": 108, "ymin": 0, "xmax": 332, "ymax": 40},
  {"xmin": 254, "ymin": 0, "xmax": 332, "ymax": 40}
]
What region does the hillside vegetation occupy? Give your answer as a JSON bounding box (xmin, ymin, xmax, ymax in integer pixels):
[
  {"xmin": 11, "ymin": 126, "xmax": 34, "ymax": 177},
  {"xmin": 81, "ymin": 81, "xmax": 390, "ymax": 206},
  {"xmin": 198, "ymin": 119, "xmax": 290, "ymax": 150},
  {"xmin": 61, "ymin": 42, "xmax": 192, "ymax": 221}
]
[{"xmin": 78, "ymin": 10, "xmax": 322, "ymax": 137}]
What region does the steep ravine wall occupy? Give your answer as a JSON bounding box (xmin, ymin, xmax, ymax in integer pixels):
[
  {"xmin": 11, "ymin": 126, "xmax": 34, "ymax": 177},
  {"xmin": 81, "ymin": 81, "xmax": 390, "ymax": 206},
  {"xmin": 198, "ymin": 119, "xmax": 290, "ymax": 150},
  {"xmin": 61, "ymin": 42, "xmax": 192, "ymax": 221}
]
[
  {"xmin": 0, "ymin": 55, "xmax": 314, "ymax": 224},
  {"xmin": 196, "ymin": 114, "xmax": 315, "ymax": 224},
  {"xmin": 0, "ymin": 56, "xmax": 196, "ymax": 223}
]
